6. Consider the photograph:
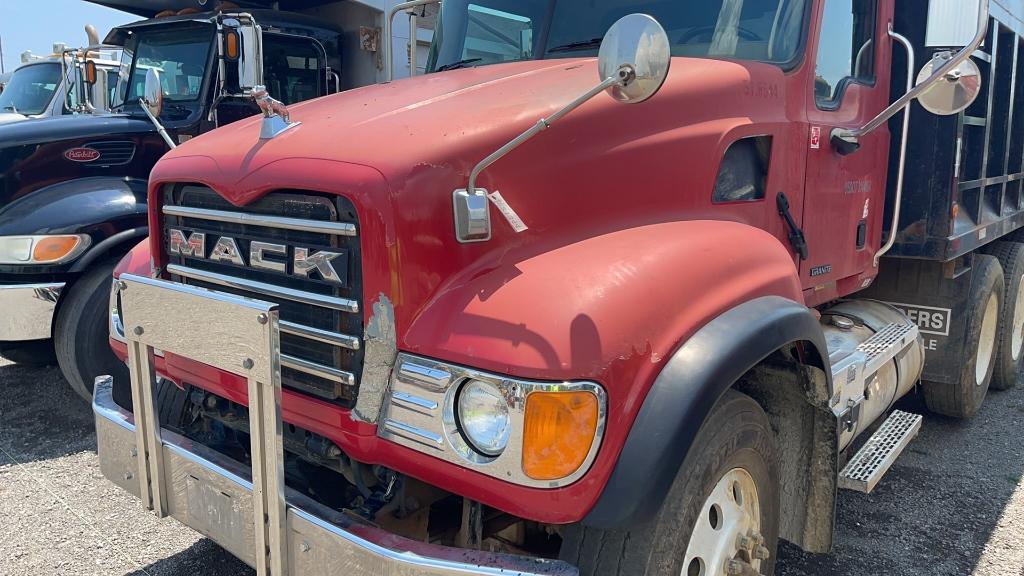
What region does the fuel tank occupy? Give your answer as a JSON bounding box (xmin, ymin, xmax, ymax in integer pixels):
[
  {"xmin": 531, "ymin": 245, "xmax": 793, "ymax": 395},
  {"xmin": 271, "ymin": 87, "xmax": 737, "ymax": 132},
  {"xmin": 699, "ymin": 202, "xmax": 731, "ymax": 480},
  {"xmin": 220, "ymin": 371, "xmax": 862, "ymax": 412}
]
[{"xmin": 821, "ymin": 300, "xmax": 925, "ymax": 450}]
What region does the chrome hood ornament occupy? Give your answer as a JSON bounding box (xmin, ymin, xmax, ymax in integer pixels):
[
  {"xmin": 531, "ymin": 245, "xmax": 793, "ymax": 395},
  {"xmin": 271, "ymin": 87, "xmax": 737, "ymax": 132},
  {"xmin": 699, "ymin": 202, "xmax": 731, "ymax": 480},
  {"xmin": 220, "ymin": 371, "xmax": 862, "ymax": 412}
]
[{"xmin": 252, "ymin": 85, "xmax": 300, "ymax": 140}]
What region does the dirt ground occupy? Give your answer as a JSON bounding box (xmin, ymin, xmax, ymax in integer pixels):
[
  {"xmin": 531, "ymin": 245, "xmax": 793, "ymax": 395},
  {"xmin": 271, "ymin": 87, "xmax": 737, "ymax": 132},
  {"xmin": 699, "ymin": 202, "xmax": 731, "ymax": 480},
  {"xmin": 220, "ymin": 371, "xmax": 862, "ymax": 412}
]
[{"xmin": 1, "ymin": 356, "xmax": 1023, "ymax": 575}]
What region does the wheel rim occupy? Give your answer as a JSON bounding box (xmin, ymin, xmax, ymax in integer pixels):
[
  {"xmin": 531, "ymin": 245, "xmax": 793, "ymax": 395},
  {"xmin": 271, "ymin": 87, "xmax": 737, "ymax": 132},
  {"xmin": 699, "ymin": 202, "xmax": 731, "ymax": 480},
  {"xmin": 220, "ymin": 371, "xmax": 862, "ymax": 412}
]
[
  {"xmin": 976, "ymin": 293, "xmax": 999, "ymax": 386},
  {"xmin": 682, "ymin": 468, "xmax": 764, "ymax": 576},
  {"xmin": 1012, "ymin": 277, "xmax": 1024, "ymax": 362}
]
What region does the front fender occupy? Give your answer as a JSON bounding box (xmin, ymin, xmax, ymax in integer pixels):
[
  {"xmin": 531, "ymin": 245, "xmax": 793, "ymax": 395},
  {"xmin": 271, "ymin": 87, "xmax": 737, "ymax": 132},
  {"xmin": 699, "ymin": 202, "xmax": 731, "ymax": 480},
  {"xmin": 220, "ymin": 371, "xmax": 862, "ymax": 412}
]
[
  {"xmin": 405, "ymin": 221, "xmax": 811, "ymax": 516},
  {"xmin": 583, "ymin": 295, "xmax": 830, "ymax": 529},
  {"xmin": 0, "ymin": 176, "xmax": 148, "ymax": 274}
]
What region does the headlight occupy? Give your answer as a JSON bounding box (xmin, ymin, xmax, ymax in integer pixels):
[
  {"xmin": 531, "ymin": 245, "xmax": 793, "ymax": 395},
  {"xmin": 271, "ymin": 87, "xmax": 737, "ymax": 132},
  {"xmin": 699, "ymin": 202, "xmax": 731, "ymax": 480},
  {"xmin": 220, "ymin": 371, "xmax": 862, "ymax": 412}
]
[
  {"xmin": 0, "ymin": 235, "xmax": 90, "ymax": 264},
  {"xmin": 457, "ymin": 379, "xmax": 511, "ymax": 457}
]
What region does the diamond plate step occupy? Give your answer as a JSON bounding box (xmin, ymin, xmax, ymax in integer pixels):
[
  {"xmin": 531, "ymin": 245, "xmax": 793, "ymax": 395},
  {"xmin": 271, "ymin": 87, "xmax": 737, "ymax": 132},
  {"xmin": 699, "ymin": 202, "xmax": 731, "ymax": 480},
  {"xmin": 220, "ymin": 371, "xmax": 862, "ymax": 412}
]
[
  {"xmin": 858, "ymin": 322, "xmax": 918, "ymax": 377},
  {"xmin": 839, "ymin": 410, "xmax": 923, "ymax": 493}
]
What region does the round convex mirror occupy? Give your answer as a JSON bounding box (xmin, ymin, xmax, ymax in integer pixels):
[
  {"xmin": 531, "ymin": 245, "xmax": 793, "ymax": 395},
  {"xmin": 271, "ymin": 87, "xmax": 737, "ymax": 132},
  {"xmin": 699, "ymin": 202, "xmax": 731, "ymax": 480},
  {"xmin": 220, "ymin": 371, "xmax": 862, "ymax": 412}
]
[
  {"xmin": 143, "ymin": 68, "xmax": 165, "ymax": 118},
  {"xmin": 916, "ymin": 53, "xmax": 983, "ymax": 116},
  {"xmin": 598, "ymin": 14, "xmax": 671, "ymax": 104}
]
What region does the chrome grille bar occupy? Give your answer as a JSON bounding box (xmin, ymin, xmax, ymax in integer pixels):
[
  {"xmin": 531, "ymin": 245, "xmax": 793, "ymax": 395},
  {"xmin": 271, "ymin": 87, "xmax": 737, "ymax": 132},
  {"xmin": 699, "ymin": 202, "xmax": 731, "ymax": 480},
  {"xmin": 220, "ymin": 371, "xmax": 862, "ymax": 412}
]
[
  {"xmin": 280, "ymin": 320, "xmax": 360, "ymax": 350},
  {"xmin": 281, "ymin": 354, "xmax": 356, "ymax": 387},
  {"xmin": 163, "ymin": 205, "xmax": 358, "ymax": 236},
  {"xmin": 167, "ymin": 264, "xmax": 360, "ymax": 313}
]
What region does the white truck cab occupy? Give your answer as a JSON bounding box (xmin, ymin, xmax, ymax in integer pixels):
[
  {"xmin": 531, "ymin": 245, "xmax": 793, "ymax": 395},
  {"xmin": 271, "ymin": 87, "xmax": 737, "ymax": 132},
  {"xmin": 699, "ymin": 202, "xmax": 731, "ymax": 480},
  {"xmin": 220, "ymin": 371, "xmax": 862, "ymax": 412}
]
[{"xmin": 0, "ymin": 44, "xmax": 120, "ymax": 126}]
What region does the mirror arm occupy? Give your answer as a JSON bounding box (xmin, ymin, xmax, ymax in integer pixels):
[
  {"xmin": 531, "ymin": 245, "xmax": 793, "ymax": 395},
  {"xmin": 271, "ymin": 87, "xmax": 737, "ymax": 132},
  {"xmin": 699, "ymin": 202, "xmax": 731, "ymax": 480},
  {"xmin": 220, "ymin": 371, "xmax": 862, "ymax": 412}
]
[
  {"xmin": 835, "ymin": 0, "xmax": 989, "ymax": 142},
  {"xmin": 141, "ymin": 101, "xmax": 177, "ymax": 149},
  {"xmin": 468, "ymin": 74, "xmax": 623, "ymax": 195},
  {"xmin": 385, "ymin": 0, "xmax": 441, "ymax": 82}
]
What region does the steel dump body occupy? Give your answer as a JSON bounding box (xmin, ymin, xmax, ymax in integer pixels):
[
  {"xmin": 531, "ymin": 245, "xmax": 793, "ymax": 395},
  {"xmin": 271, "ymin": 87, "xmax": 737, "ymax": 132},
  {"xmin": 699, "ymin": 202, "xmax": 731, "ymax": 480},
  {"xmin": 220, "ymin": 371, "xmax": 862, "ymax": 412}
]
[{"xmin": 887, "ymin": 0, "xmax": 1024, "ymax": 260}]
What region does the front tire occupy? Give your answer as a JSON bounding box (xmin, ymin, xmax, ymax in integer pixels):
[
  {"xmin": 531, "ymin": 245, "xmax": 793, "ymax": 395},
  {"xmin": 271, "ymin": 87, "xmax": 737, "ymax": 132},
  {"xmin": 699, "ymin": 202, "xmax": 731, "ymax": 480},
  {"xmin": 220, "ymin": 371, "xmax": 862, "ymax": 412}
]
[
  {"xmin": 561, "ymin": 390, "xmax": 779, "ymax": 576},
  {"xmin": 55, "ymin": 261, "xmax": 129, "ymax": 403}
]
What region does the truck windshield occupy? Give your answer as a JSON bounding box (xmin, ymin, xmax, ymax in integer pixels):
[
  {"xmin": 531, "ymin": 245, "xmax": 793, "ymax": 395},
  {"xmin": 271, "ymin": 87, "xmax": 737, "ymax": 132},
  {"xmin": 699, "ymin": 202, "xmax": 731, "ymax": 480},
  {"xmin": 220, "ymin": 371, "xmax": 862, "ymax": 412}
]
[
  {"xmin": 428, "ymin": 0, "xmax": 808, "ymax": 71},
  {"xmin": 112, "ymin": 25, "xmax": 214, "ymax": 109},
  {"xmin": 0, "ymin": 62, "xmax": 61, "ymax": 116}
]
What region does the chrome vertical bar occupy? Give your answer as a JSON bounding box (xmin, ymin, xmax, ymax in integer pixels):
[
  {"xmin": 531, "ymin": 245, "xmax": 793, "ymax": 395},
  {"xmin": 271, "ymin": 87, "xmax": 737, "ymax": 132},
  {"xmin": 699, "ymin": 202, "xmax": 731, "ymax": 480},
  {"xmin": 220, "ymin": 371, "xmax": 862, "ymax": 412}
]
[
  {"xmin": 246, "ymin": 310, "xmax": 286, "ymax": 576},
  {"xmin": 126, "ymin": 337, "xmax": 166, "ymax": 516}
]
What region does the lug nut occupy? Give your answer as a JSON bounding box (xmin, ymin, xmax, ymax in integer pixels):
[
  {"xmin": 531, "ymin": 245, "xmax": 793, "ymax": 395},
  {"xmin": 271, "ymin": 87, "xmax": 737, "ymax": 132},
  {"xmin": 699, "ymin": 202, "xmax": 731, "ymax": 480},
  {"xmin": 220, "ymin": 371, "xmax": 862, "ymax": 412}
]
[
  {"xmin": 737, "ymin": 534, "xmax": 755, "ymax": 551},
  {"xmin": 754, "ymin": 545, "xmax": 771, "ymax": 560},
  {"xmin": 725, "ymin": 560, "xmax": 744, "ymax": 575}
]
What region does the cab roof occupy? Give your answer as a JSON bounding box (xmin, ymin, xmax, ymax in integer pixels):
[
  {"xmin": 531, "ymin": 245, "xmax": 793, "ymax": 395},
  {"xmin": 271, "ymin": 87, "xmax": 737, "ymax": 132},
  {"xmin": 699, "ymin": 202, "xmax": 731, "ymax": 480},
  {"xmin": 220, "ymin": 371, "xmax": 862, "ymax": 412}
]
[
  {"xmin": 85, "ymin": 0, "xmax": 345, "ymax": 19},
  {"xmin": 102, "ymin": 8, "xmax": 344, "ymax": 46}
]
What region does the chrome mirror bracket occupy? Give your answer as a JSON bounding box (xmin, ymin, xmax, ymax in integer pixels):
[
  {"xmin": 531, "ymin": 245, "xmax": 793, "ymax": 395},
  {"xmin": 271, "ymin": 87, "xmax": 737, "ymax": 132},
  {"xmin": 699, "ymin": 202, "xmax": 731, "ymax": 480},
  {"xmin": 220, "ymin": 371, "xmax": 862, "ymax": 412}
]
[
  {"xmin": 452, "ymin": 189, "xmax": 492, "ymax": 243},
  {"xmin": 836, "ymin": 1, "xmax": 989, "ymax": 144},
  {"xmin": 448, "ymin": 13, "xmax": 671, "ymax": 244}
]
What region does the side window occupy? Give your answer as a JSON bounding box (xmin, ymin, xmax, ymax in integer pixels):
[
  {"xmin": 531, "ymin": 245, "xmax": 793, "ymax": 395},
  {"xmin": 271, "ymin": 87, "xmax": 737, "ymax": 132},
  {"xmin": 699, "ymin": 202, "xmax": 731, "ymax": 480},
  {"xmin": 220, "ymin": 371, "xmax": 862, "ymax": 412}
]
[
  {"xmin": 814, "ymin": 0, "xmax": 877, "ymax": 108},
  {"xmin": 262, "ymin": 34, "xmax": 325, "ymax": 105}
]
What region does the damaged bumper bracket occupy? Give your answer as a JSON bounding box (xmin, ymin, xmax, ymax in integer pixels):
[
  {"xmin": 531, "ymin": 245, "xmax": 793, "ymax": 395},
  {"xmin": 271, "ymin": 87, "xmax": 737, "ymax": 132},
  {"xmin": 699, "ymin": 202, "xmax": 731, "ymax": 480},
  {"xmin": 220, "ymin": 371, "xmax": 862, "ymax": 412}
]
[{"xmin": 96, "ymin": 274, "xmax": 576, "ymax": 576}]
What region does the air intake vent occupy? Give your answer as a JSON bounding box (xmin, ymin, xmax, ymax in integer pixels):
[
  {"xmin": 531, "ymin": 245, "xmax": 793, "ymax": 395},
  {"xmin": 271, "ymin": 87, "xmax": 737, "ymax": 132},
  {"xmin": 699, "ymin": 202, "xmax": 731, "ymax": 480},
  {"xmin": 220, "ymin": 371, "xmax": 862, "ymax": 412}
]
[{"xmin": 83, "ymin": 141, "xmax": 136, "ymax": 166}]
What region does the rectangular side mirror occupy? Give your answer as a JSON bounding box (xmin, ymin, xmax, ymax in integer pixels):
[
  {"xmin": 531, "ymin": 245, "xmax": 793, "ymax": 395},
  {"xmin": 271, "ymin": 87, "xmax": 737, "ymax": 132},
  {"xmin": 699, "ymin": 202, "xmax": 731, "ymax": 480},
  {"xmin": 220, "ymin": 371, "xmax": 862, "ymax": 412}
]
[
  {"xmin": 926, "ymin": 0, "xmax": 985, "ymax": 47},
  {"xmin": 236, "ymin": 23, "xmax": 262, "ymax": 93},
  {"xmin": 218, "ymin": 19, "xmax": 263, "ymax": 96}
]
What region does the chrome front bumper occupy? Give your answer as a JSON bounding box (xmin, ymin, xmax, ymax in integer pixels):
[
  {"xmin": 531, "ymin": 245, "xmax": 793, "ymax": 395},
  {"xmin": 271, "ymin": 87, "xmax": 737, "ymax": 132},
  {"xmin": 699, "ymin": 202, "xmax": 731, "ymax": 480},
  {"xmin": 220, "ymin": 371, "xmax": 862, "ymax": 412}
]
[
  {"xmin": 96, "ymin": 274, "xmax": 575, "ymax": 576},
  {"xmin": 0, "ymin": 282, "xmax": 64, "ymax": 341}
]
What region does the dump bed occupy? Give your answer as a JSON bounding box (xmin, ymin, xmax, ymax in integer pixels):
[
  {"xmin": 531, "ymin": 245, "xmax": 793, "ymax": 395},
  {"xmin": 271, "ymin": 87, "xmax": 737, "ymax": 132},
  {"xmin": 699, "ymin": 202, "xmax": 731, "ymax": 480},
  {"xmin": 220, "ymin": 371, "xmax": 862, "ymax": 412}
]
[{"xmin": 888, "ymin": 0, "xmax": 1024, "ymax": 261}]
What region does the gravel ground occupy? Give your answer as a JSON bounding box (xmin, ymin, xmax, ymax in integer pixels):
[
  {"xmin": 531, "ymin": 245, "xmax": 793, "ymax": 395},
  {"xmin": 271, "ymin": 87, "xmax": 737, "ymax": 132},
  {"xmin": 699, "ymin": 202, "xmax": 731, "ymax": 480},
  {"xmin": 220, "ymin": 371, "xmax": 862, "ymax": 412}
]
[{"xmin": 1, "ymin": 355, "xmax": 1023, "ymax": 575}]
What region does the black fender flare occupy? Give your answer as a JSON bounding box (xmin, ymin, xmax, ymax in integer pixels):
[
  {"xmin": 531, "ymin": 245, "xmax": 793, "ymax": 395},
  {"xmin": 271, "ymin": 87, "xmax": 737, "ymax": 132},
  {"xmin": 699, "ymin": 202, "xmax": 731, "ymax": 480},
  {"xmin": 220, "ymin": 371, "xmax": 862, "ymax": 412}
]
[
  {"xmin": 69, "ymin": 226, "xmax": 148, "ymax": 272},
  {"xmin": 583, "ymin": 296, "xmax": 832, "ymax": 529},
  {"xmin": 0, "ymin": 176, "xmax": 148, "ymax": 237}
]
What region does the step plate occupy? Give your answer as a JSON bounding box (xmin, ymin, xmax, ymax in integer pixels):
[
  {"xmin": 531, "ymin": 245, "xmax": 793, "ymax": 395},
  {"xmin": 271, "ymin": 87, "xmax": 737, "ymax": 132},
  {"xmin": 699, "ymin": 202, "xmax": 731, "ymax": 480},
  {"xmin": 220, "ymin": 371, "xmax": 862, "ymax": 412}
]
[
  {"xmin": 858, "ymin": 322, "xmax": 918, "ymax": 377},
  {"xmin": 839, "ymin": 410, "xmax": 923, "ymax": 493}
]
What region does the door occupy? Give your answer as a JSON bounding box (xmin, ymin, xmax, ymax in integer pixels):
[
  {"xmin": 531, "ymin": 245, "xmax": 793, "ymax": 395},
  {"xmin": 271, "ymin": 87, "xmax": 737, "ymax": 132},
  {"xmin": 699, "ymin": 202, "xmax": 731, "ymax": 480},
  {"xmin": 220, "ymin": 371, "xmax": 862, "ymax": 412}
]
[{"xmin": 801, "ymin": 0, "xmax": 893, "ymax": 295}]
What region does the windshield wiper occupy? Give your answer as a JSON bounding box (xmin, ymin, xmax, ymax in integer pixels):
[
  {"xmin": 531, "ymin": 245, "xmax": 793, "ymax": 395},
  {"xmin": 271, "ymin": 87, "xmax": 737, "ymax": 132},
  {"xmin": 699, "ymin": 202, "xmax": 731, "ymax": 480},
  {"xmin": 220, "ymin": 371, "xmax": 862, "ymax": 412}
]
[
  {"xmin": 436, "ymin": 58, "xmax": 483, "ymax": 72},
  {"xmin": 547, "ymin": 37, "xmax": 603, "ymax": 53}
]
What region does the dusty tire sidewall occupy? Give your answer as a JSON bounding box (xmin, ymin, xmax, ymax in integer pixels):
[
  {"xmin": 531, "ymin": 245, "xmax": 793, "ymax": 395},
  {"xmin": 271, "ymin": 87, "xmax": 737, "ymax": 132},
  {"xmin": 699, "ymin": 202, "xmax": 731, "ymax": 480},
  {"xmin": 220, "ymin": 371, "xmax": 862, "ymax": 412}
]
[
  {"xmin": 931, "ymin": 255, "xmax": 1004, "ymax": 418},
  {"xmin": 55, "ymin": 261, "xmax": 129, "ymax": 403},
  {"xmin": 647, "ymin": 391, "xmax": 780, "ymax": 576},
  {"xmin": 987, "ymin": 242, "xmax": 1024, "ymax": 390}
]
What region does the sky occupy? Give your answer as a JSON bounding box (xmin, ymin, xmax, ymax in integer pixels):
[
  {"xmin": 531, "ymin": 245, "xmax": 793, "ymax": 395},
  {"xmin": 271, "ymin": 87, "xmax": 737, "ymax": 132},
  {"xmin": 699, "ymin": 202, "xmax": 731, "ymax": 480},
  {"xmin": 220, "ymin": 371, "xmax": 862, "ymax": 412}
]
[{"xmin": 1, "ymin": 0, "xmax": 135, "ymax": 74}]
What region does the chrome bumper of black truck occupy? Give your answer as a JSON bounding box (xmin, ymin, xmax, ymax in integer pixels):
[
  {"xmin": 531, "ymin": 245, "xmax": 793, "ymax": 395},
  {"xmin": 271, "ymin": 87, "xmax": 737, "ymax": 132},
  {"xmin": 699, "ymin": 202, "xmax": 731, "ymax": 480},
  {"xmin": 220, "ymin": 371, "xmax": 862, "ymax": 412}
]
[
  {"xmin": 95, "ymin": 274, "xmax": 576, "ymax": 576},
  {"xmin": 0, "ymin": 282, "xmax": 63, "ymax": 341}
]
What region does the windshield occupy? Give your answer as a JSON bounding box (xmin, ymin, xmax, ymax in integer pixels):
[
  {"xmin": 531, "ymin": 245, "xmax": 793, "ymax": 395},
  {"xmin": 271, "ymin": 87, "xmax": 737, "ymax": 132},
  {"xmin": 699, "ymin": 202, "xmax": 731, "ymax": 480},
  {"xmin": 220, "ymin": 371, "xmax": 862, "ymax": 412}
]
[
  {"xmin": 0, "ymin": 62, "xmax": 62, "ymax": 116},
  {"xmin": 112, "ymin": 25, "xmax": 214, "ymax": 109},
  {"xmin": 428, "ymin": 0, "xmax": 808, "ymax": 72}
]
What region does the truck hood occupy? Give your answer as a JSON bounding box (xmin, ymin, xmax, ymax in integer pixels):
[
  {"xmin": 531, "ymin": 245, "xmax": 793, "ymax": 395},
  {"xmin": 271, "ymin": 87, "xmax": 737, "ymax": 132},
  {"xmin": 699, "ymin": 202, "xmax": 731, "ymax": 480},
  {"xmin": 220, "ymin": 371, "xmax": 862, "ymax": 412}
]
[
  {"xmin": 0, "ymin": 114, "xmax": 162, "ymax": 209},
  {"xmin": 0, "ymin": 114, "xmax": 155, "ymax": 147},
  {"xmin": 156, "ymin": 56, "xmax": 777, "ymax": 202},
  {"xmin": 150, "ymin": 56, "xmax": 793, "ymax": 378}
]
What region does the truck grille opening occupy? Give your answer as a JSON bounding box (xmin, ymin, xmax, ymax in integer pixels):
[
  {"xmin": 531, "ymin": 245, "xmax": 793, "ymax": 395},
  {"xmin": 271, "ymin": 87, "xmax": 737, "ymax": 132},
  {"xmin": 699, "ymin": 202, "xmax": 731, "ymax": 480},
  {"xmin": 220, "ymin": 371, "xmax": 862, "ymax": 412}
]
[{"xmin": 161, "ymin": 184, "xmax": 363, "ymax": 407}]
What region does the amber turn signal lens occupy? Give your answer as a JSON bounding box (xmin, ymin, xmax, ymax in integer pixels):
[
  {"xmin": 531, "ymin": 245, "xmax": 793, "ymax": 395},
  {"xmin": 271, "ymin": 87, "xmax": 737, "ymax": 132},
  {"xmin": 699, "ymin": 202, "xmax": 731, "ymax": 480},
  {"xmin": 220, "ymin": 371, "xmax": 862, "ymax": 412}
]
[
  {"xmin": 225, "ymin": 31, "xmax": 240, "ymax": 61},
  {"xmin": 522, "ymin": 391, "xmax": 599, "ymax": 481},
  {"xmin": 32, "ymin": 236, "xmax": 82, "ymax": 263}
]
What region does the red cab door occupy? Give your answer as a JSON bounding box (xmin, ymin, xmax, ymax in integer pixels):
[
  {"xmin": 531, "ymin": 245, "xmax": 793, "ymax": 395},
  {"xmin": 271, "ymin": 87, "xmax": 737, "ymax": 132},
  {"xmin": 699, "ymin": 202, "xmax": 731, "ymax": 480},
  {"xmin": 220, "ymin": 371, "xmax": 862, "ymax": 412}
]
[{"xmin": 800, "ymin": 0, "xmax": 894, "ymax": 302}]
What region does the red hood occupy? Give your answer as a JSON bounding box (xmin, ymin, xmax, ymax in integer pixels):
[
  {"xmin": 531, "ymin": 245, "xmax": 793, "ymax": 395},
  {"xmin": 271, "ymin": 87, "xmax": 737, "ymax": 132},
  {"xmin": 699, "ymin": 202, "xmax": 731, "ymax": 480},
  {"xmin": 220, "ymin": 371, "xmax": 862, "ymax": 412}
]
[{"xmin": 150, "ymin": 56, "xmax": 796, "ymax": 381}]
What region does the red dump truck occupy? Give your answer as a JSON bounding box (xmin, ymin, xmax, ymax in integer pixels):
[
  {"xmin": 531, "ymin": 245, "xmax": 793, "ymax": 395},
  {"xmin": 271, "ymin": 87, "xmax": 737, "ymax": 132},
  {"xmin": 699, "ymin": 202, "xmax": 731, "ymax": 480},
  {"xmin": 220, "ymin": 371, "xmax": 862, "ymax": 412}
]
[{"xmin": 96, "ymin": 0, "xmax": 1024, "ymax": 575}]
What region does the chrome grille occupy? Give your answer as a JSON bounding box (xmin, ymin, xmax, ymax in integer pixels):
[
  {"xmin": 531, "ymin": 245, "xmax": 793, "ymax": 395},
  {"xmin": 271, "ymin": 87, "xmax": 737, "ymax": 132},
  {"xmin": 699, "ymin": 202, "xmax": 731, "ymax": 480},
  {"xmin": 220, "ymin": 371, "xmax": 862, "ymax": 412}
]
[{"xmin": 162, "ymin": 185, "xmax": 363, "ymax": 406}]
